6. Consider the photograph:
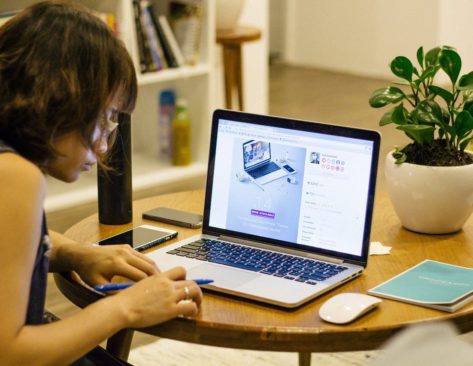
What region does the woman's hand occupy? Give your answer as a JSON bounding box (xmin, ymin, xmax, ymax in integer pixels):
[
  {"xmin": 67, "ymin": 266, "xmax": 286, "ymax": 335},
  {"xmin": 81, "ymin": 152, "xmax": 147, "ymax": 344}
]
[
  {"xmin": 48, "ymin": 231, "xmax": 159, "ymax": 284},
  {"xmin": 112, "ymin": 266, "xmax": 203, "ymax": 328},
  {"xmin": 72, "ymin": 244, "xmax": 159, "ymax": 286}
]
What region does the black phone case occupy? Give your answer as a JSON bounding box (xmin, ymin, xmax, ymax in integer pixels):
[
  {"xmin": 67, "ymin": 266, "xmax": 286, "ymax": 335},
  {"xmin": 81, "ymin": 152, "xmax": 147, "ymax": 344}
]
[
  {"xmin": 134, "ymin": 231, "xmax": 178, "ymax": 251},
  {"xmin": 142, "ymin": 213, "xmax": 197, "ymax": 228}
]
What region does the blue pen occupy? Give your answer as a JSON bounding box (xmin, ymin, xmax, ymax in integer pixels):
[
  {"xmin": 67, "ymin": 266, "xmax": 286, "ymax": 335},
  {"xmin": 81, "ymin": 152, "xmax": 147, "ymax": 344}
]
[{"xmin": 94, "ymin": 279, "xmax": 214, "ymax": 292}]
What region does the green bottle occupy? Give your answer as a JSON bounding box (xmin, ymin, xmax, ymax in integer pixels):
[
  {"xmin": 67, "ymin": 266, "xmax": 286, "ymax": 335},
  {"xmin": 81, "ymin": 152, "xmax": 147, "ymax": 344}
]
[{"xmin": 172, "ymin": 99, "xmax": 191, "ymax": 166}]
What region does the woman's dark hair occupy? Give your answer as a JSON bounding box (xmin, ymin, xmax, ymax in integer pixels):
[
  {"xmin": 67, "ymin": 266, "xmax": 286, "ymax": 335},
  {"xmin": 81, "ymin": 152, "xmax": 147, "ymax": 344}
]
[{"xmin": 0, "ymin": 0, "xmax": 137, "ymax": 166}]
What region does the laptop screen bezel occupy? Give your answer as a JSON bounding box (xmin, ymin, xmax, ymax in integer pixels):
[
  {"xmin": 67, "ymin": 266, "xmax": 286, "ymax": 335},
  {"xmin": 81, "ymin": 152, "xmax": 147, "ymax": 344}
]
[{"xmin": 203, "ymin": 109, "xmax": 381, "ymax": 267}]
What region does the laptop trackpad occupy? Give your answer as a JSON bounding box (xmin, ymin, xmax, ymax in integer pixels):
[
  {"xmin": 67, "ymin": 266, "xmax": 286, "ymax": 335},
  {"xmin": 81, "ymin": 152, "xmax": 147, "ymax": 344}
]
[{"xmin": 186, "ymin": 263, "xmax": 260, "ymax": 289}]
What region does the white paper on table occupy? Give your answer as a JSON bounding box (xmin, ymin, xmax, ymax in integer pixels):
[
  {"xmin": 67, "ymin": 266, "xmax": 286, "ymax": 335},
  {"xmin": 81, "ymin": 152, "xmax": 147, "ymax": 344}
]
[{"xmin": 369, "ymin": 241, "xmax": 391, "ymax": 255}]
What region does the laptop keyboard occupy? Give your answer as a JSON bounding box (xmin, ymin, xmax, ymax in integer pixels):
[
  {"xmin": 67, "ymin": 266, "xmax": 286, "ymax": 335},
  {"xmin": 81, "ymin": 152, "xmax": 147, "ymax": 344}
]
[
  {"xmin": 248, "ymin": 161, "xmax": 281, "ymax": 179},
  {"xmin": 167, "ymin": 239, "xmax": 348, "ymax": 285}
]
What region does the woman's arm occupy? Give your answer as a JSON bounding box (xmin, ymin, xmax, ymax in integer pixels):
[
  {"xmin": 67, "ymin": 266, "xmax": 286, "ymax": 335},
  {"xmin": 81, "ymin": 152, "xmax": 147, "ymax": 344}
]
[
  {"xmin": 6, "ymin": 267, "xmax": 201, "ymax": 366},
  {"xmin": 0, "ymin": 154, "xmax": 202, "ymax": 366}
]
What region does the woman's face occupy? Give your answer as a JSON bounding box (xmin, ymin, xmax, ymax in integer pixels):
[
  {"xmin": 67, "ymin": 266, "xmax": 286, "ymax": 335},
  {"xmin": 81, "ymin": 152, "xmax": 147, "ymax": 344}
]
[
  {"xmin": 44, "ymin": 130, "xmax": 99, "ymax": 182},
  {"xmin": 44, "ymin": 105, "xmax": 119, "ymax": 183}
]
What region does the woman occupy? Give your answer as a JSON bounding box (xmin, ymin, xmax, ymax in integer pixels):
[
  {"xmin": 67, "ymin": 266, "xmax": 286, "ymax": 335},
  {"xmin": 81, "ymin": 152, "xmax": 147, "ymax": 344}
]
[{"xmin": 0, "ymin": 1, "xmax": 202, "ymax": 365}]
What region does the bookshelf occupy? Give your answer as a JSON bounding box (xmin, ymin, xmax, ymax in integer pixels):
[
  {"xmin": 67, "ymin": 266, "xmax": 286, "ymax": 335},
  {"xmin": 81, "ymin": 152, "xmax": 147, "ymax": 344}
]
[{"xmin": 0, "ymin": 0, "xmax": 216, "ymax": 212}]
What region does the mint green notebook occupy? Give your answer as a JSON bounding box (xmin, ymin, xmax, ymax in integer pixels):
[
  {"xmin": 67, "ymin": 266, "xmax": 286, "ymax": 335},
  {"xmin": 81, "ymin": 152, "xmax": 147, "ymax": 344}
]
[{"xmin": 368, "ymin": 260, "xmax": 473, "ymax": 312}]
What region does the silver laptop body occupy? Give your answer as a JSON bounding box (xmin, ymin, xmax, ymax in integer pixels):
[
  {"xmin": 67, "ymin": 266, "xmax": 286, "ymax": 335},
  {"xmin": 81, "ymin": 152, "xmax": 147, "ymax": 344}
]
[{"xmin": 148, "ymin": 110, "xmax": 381, "ymax": 308}]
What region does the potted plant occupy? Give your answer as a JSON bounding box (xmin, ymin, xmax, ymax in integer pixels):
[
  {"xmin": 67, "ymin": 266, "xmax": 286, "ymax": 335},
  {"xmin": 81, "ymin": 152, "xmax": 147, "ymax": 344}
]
[{"xmin": 369, "ymin": 45, "xmax": 473, "ymax": 234}]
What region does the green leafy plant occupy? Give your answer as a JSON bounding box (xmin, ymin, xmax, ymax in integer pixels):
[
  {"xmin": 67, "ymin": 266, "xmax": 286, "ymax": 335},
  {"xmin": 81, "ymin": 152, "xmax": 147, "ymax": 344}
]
[{"xmin": 369, "ymin": 46, "xmax": 473, "ymax": 165}]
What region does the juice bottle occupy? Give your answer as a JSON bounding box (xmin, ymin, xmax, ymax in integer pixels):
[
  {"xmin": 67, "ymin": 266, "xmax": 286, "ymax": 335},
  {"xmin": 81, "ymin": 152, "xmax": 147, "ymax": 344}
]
[{"xmin": 171, "ymin": 99, "xmax": 191, "ymax": 165}]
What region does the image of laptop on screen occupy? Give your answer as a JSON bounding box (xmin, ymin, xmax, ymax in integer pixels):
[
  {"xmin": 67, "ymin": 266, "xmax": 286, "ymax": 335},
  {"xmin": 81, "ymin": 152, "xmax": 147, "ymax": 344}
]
[
  {"xmin": 242, "ymin": 140, "xmax": 288, "ymax": 185},
  {"xmin": 146, "ymin": 109, "xmax": 381, "ymax": 308}
]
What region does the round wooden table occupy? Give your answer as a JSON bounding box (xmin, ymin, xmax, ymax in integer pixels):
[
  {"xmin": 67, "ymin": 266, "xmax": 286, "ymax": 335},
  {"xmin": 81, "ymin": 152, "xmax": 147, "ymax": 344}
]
[{"xmin": 55, "ymin": 190, "xmax": 473, "ymax": 366}]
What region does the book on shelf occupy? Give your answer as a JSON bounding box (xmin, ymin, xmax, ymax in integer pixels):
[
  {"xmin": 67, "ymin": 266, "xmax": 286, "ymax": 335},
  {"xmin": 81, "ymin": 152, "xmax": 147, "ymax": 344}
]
[
  {"xmin": 146, "ymin": 3, "xmax": 179, "ymax": 68},
  {"xmin": 158, "ymin": 14, "xmax": 185, "ymax": 67},
  {"xmin": 139, "ymin": 0, "xmax": 167, "ymax": 71},
  {"xmin": 169, "ymin": 0, "xmax": 203, "ymax": 65},
  {"xmin": 132, "ymin": 0, "xmax": 155, "ymax": 73},
  {"xmin": 368, "ymin": 259, "xmax": 473, "ymax": 312}
]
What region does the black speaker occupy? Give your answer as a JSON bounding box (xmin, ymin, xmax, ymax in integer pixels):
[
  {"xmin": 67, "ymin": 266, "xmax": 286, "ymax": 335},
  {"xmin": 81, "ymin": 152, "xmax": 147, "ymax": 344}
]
[{"xmin": 97, "ymin": 112, "xmax": 132, "ymax": 224}]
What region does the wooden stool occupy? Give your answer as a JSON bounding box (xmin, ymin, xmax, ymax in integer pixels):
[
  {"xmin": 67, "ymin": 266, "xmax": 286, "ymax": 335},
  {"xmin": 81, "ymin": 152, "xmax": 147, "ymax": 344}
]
[{"xmin": 216, "ymin": 26, "xmax": 261, "ymax": 110}]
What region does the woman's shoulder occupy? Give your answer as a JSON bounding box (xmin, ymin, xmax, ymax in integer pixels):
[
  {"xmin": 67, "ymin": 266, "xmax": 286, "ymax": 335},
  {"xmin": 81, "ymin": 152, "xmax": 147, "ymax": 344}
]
[{"xmin": 0, "ymin": 152, "xmax": 45, "ymax": 193}]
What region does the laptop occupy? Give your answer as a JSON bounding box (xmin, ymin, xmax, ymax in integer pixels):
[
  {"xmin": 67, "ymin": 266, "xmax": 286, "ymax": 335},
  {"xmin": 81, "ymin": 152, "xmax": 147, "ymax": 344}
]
[
  {"xmin": 242, "ymin": 140, "xmax": 288, "ymax": 185},
  {"xmin": 147, "ymin": 109, "xmax": 381, "ymax": 308}
]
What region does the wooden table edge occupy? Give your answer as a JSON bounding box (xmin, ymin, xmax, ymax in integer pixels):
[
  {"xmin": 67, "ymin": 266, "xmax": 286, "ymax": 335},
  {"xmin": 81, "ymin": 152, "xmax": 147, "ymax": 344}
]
[{"xmin": 55, "ymin": 189, "xmax": 473, "ymax": 354}]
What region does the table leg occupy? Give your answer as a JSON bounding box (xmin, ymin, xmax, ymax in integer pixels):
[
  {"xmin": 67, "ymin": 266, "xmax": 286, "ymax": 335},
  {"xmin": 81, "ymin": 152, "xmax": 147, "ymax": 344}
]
[
  {"xmin": 234, "ymin": 45, "xmax": 244, "ymax": 111},
  {"xmin": 222, "ymin": 46, "xmax": 235, "ymax": 109},
  {"xmin": 299, "ymin": 352, "xmax": 311, "ymax": 366},
  {"xmin": 222, "ymin": 44, "xmax": 245, "ymax": 111},
  {"xmin": 106, "ymin": 329, "xmax": 134, "ymax": 361}
]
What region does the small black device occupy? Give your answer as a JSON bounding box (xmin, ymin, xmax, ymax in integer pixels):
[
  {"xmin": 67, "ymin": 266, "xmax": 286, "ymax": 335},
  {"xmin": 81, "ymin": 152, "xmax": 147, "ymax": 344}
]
[
  {"xmin": 97, "ymin": 113, "xmax": 132, "ymax": 225},
  {"xmin": 97, "ymin": 225, "xmax": 177, "ymax": 252},
  {"xmin": 283, "ymin": 164, "xmax": 296, "ymax": 173},
  {"xmin": 142, "ymin": 207, "xmax": 203, "ymax": 228}
]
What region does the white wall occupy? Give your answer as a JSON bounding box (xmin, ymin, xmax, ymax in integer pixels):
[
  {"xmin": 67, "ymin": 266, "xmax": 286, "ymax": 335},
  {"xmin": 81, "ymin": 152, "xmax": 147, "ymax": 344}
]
[
  {"xmin": 438, "ymin": 0, "xmax": 473, "ymax": 63},
  {"xmin": 269, "ymin": 0, "xmax": 286, "ymax": 58},
  {"xmin": 281, "ymin": 0, "xmax": 473, "ymax": 79},
  {"xmin": 214, "ymin": 0, "xmax": 269, "ymax": 113}
]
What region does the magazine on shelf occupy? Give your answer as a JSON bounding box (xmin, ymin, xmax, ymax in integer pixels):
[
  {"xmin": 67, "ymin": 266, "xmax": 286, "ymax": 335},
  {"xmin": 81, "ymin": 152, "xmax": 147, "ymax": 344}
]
[{"xmin": 368, "ymin": 259, "xmax": 473, "ymax": 312}]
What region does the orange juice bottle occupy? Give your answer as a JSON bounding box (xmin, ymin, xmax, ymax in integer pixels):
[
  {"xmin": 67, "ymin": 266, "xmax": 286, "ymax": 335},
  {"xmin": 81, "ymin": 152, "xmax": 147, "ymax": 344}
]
[{"xmin": 171, "ymin": 99, "xmax": 191, "ymax": 165}]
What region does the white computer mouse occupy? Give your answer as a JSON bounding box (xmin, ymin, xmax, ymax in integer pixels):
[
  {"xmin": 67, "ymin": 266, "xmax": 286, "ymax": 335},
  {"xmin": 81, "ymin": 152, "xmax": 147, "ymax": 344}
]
[{"xmin": 319, "ymin": 292, "xmax": 382, "ymax": 324}]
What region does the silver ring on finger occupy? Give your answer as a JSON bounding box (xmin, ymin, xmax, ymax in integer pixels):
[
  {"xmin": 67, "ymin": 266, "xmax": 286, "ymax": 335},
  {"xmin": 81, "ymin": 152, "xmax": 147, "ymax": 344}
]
[{"xmin": 183, "ymin": 286, "xmax": 190, "ymax": 301}]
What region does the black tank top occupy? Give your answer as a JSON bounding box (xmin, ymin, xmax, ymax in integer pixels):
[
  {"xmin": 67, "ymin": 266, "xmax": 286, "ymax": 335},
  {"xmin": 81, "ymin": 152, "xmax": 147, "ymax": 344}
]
[{"xmin": 0, "ymin": 140, "xmax": 50, "ymax": 324}]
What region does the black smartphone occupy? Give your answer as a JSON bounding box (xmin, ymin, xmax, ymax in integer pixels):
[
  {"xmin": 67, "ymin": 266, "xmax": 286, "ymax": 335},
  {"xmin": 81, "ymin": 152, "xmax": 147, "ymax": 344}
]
[
  {"xmin": 142, "ymin": 207, "xmax": 203, "ymax": 228},
  {"xmin": 97, "ymin": 225, "xmax": 177, "ymax": 252},
  {"xmin": 283, "ymin": 164, "xmax": 296, "ymax": 173}
]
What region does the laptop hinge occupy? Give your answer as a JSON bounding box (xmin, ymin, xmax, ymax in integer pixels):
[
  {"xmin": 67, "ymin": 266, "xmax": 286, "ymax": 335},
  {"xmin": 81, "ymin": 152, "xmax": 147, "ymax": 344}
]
[
  {"xmin": 217, "ymin": 235, "xmax": 344, "ymax": 264},
  {"xmin": 305, "ymin": 253, "xmax": 344, "ymax": 264}
]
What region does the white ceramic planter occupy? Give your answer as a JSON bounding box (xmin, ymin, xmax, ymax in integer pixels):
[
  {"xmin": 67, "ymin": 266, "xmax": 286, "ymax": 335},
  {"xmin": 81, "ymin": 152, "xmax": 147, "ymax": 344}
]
[{"xmin": 385, "ymin": 151, "xmax": 473, "ymax": 234}]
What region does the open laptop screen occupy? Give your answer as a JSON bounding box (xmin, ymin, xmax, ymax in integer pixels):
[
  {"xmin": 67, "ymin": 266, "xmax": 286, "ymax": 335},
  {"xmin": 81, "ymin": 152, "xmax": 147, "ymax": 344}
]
[
  {"xmin": 243, "ymin": 140, "xmax": 271, "ymax": 169},
  {"xmin": 204, "ymin": 110, "xmax": 380, "ymax": 265}
]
